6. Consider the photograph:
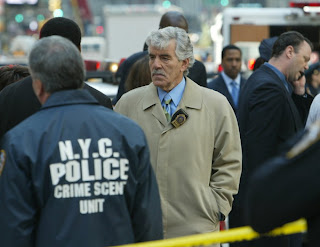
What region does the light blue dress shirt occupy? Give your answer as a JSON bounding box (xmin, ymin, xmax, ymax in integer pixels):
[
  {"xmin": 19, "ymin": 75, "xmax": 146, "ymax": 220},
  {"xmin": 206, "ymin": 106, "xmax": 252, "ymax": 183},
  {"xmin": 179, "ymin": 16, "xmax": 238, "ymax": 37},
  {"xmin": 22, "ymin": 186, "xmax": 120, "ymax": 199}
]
[
  {"xmin": 157, "ymin": 77, "xmax": 186, "ymax": 116},
  {"xmin": 221, "ymin": 71, "xmax": 241, "ymax": 95}
]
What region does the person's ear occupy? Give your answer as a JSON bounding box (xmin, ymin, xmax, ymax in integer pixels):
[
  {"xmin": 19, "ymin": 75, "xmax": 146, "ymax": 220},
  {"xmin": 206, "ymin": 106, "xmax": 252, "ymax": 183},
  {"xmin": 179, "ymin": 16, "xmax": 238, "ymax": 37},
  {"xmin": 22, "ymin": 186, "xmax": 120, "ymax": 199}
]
[
  {"xmin": 181, "ymin": 58, "xmax": 189, "ymax": 72},
  {"xmin": 285, "ymin": 45, "xmax": 294, "ymax": 59},
  {"xmin": 32, "ymin": 79, "xmax": 50, "ymax": 105}
]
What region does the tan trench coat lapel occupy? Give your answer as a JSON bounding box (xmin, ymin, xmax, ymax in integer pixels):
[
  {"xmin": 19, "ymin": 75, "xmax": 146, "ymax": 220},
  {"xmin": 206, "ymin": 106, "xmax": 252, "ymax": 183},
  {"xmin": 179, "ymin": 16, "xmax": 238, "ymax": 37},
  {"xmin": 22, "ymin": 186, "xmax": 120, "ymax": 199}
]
[
  {"xmin": 141, "ymin": 78, "xmax": 202, "ymax": 132},
  {"xmin": 179, "ymin": 77, "xmax": 202, "ymax": 111},
  {"xmin": 142, "ymin": 83, "xmax": 168, "ymax": 127}
]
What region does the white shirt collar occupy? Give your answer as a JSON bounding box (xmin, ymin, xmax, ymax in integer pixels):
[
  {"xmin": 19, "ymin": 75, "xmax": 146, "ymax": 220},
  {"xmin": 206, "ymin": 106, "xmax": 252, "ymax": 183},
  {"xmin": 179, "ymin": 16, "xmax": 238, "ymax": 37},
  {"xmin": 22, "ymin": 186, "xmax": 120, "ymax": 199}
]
[{"xmin": 221, "ymin": 71, "xmax": 241, "ymax": 86}]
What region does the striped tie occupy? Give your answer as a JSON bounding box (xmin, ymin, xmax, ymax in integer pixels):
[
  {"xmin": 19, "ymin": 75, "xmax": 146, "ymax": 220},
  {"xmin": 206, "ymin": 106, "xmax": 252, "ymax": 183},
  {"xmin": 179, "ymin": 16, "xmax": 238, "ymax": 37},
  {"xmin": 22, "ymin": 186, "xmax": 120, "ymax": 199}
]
[{"xmin": 163, "ymin": 96, "xmax": 172, "ymax": 122}]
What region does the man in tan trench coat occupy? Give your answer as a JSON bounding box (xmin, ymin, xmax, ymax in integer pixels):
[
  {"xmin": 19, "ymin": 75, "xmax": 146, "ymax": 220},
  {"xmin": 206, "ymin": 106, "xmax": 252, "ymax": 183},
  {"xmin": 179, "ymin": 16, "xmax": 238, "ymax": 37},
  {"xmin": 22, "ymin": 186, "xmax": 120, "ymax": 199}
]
[{"xmin": 115, "ymin": 26, "xmax": 242, "ymax": 243}]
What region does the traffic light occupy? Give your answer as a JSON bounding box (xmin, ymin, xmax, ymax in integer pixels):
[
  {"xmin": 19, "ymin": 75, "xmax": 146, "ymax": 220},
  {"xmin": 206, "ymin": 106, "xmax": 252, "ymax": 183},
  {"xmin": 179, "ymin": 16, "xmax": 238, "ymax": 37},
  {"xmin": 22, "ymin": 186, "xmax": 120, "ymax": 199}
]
[
  {"xmin": 220, "ymin": 0, "xmax": 229, "ymax": 6},
  {"xmin": 96, "ymin": 26, "xmax": 104, "ymax": 35},
  {"xmin": 37, "ymin": 14, "xmax": 45, "ymax": 22},
  {"xmin": 162, "ymin": 0, "xmax": 171, "ymax": 8},
  {"xmin": 15, "ymin": 14, "xmax": 24, "ymax": 23},
  {"xmin": 53, "ymin": 9, "xmax": 64, "ymax": 17}
]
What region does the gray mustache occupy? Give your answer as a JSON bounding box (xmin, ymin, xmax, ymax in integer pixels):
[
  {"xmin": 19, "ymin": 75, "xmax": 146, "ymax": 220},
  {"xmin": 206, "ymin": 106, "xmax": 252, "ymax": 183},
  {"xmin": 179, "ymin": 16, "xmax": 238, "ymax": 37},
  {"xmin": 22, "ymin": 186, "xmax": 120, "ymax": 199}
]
[{"xmin": 152, "ymin": 70, "xmax": 165, "ymax": 76}]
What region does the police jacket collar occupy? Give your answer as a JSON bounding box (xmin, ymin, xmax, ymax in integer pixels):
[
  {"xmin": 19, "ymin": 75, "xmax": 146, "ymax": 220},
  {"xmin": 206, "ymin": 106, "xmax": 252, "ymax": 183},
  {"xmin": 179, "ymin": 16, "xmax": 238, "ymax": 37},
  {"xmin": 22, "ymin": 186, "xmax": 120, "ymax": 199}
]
[{"xmin": 41, "ymin": 89, "xmax": 99, "ymax": 110}]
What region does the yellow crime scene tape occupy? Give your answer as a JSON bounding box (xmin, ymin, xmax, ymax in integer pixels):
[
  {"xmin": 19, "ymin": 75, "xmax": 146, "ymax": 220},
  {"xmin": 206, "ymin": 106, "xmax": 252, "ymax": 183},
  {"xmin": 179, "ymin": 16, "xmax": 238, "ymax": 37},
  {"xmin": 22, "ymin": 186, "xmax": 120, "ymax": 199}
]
[{"xmin": 115, "ymin": 218, "xmax": 307, "ymax": 247}]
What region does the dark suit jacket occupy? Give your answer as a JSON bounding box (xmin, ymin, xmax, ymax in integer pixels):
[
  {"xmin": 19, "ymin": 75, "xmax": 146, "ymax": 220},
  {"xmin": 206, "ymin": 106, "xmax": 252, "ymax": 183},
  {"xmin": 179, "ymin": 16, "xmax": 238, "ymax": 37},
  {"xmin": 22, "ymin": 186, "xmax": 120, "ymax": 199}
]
[
  {"xmin": 113, "ymin": 50, "xmax": 207, "ymax": 104},
  {"xmin": 246, "ymin": 127, "xmax": 320, "ymax": 247},
  {"xmin": 0, "ymin": 76, "xmax": 112, "ymax": 138},
  {"xmin": 207, "ymin": 73, "xmax": 246, "ymax": 115},
  {"xmin": 234, "ymin": 64, "xmax": 311, "ymax": 247}
]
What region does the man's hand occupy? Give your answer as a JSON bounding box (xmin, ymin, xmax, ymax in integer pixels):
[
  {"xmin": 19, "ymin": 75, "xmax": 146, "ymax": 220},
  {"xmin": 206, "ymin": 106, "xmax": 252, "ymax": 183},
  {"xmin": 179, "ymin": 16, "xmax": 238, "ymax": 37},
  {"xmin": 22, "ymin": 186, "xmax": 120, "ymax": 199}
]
[{"xmin": 292, "ymin": 75, "xmax": 306, "ymax": 95}]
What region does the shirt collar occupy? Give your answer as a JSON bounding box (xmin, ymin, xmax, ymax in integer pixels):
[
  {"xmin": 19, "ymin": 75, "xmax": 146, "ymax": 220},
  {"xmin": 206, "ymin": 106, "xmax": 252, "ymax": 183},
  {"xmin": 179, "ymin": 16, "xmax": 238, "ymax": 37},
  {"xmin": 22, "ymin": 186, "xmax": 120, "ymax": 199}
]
[
  {"xmin": 264, "ymin": 62, "xmax": 290, "ymax": 92},
  {"xmin": 157, "ymin": 77, "xmax": 186, "ymax": 107},
  {"xmin": 221, "ymin": 71, "xmax": 241, "ymax": 86}
]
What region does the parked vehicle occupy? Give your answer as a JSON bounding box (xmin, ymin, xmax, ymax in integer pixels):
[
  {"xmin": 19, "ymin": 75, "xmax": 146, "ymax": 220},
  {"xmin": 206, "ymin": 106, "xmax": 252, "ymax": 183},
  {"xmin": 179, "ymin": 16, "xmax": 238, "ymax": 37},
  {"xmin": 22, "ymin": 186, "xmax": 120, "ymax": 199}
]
[
  {"xmin": 103, "ymin": 4, "xmax": 182, "ymax": 62},
  {"xmin": 81, "ymin": 37, "xmax": 119, "ymax": 83},
  {"xmin": 10, "ymin": 35, "xmax": 36, "ymax": 57},
  {"xmin": 85, "ymin": 80, "xmax": 118, "ymax": 100},
  {"xmin": 214, "ymin": 4, "xmax": 320, "ymax": 77}
]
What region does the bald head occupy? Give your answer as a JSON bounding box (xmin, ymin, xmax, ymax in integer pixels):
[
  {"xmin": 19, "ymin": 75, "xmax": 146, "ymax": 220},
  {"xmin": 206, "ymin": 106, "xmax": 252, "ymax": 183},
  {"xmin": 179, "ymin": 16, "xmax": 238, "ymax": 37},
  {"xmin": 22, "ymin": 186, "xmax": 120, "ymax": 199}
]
[{"xmin": 159, "ymin": 11, "xmax": 188, "ymax": 33}]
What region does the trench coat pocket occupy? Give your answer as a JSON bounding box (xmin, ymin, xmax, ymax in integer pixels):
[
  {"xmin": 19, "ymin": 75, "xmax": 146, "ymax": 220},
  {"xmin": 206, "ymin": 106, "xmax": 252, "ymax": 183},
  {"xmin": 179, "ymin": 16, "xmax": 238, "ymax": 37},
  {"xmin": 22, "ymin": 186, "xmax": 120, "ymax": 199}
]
[{"xmin": 205, "ymin": 187, "xmax": 220, "ymax": 225}]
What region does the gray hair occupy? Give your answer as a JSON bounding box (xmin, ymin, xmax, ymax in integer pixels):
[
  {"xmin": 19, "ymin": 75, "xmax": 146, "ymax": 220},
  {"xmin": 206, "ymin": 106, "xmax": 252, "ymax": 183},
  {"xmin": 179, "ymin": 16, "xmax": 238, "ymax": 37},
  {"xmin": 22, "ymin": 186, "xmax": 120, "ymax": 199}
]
[
  {"xmin": 146, "ymin": 26, "xmax": 194, "ymax": 76},
  {"xmin": 28, "ymin": 35, "xmax": 84, "ymax": 93}
]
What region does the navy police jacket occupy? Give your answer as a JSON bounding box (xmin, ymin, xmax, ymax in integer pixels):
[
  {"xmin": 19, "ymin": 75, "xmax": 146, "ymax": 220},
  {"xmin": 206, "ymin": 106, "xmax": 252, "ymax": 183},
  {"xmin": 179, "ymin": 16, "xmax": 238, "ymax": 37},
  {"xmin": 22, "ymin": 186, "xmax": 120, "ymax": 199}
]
[{"xmin": 0, "ymin": 89, "xmax": 163, "ymax": 247}]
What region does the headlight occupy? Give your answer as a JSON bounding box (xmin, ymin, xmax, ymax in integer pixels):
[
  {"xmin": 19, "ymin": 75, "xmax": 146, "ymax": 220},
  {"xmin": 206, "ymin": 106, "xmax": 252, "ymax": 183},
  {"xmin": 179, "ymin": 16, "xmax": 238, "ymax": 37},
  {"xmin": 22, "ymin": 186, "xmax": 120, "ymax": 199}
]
[{"xmin": 110, "ymin": 63, "xmax": 118, "ymax": 73}]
